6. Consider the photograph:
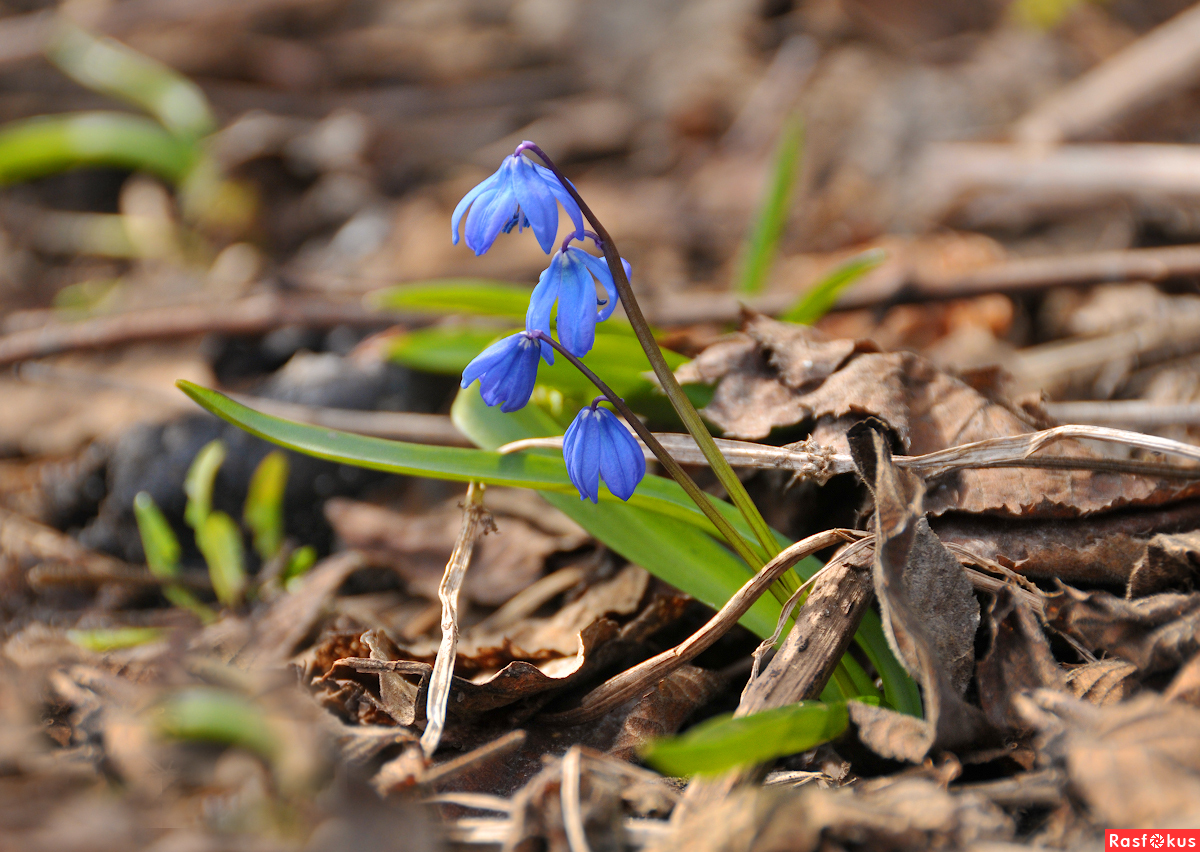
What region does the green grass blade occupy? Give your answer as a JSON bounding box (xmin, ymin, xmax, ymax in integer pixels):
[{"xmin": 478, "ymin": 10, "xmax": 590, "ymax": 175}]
[
  {"xmin": 735, "ymin": 114, "xmax": 804, "ymax": 296},
  {"xmin": 196, "ymin": 511, "xmax": 246, "ymax": 607},
  {"xmin": 369, "ymin": 279, "xmax": 532, "ymax": 320},
  {"xmin": 184, "ymin": 439, "xmax": 225, "ymax": 530},
  {"xmin": 642, "ymin": 700, "xmax": 848, "ymax": 777},
  {"xmin": 133, "ymin": 491, "xmax": 181, "ymax": 579},
  {"xmin": 243, "ymin": 451, "xmax": 288, "ymax": 560},
  {"xmin": 155, "ymin": 688, "xmax": 278, "ymax": 760},
  {"xmin": 779, "ymin": 248, "xmax": 886, "ymax": 325},
  {"xmin": 0, "ymin": 112, "xmax": 199, "ymax": 186},
  {"xmin": 48, "ymin": 22, "xmax": 216, "ymax": 139},
  {"xmin": 68, "ymin": 626, "xmax": 164, "ymax": 652}
]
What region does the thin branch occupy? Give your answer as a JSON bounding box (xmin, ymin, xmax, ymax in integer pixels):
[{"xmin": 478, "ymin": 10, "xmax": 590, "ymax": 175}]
[{"xmin": 420, "ymin": 482, "xmax": 491, "ymax": 757}]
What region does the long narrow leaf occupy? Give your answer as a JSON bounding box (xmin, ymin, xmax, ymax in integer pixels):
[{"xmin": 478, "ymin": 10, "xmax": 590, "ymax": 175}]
[
  {"xmin": 780, "ymin": 248, "xmax": 886, "ymax": 325},
  {"xmin": 0, "ymin": 112, "xmax": 199, "ymax": 186},
  {"xmin": 642, "ymin": 700, "xmax": 848, "ymax": 776},
  {"xmin": 369, "ymin": 279, "xmax": 532, "ymax": 320},
  {"xmin": 184, "ymin": 439, "xmax": 225, "ymax": 530},
  {"xmin": 735, "ymin": 115, "xmax": 804, "ymax": 296},
  {"xmin": 48, "ymin": 23, "xmax": 216, "ymax": 139}
]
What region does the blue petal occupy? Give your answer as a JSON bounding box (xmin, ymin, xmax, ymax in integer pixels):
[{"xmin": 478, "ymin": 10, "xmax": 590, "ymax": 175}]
[
  {"xmin": 564, "ymin": 409, "xmax": 601, "ymax": 502},
  {"xmin": 512, "ymin": 158, "xmax": 559, "ymax": 253},
  {"xmin": 526, "ymin": 254, "xmax": 562, "ymax": 336},
  {"xmin": 556, "ymin": 249, "xmax": 600, "ymax": 356},
  {"xmin": 463, "ymin": 182, "xmax": 517, "ymax": 256},
  {"xmin": 535, "ymin": 163, "xmax": 585, "ymax": 239},
  {"xmin": 461, "ymin": 333, "xmax": 519, "ymax": 388},
  {"xmin": 576, "ymin": 252, "xmax": 625, "ymax": 323},
  {"xmin": 451, "ymin": 172, "xmax": 500, "ymax": 245},
  {"xmin": 596, "ymin": 409, "xmax": 645, "ymax": 501}
]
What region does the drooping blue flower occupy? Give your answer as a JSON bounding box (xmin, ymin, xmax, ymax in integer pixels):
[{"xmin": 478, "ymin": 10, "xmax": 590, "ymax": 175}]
[
  {"xmin": 562, "ymin": 405, "xmax": 646, "ymax": 502},
  {"xmin": 460, "ymin": 331, "xmax": 553, "ymax": 413},
  {"xmin": 527, "ymin": 246, "xmax": 631, "ymax": 357},
  {"xmin": 451, "ymin": 143, "xmax": 584, "ymax": 255}
]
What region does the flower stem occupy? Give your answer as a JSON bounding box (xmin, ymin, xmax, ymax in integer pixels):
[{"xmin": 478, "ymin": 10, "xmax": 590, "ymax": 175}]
[
  {"xmin": 529, "ymin": 331, "xmax": 764, "ymax": 568},
  {"xmin": 523, "ymin": 144, "xmax": 780, "ymax": 562}
]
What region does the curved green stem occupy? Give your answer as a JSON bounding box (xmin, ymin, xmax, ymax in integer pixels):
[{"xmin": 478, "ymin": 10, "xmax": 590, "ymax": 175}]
[
  {"xmin": 530, "ymin": 330, "xmax": 763, "ymax": 568},
  {"xmin": 524, "ymin": 144, "xmax": 779, "ymax": 561}
]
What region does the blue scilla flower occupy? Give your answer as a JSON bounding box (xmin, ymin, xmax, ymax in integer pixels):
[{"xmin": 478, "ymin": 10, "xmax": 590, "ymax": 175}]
[
  {"xmin": 527, "ymin": 245, "xmax": 631, "ymax": 357},
  {"xmin": 460, "ymin": 331, "xmax": 553, "ymax": 413},
  {"xmin": 451, "ymin": 143, "xmax": 584, "ymax": 256},
  {"xmin": 563, "ymin": 405, "xmax": 646, "ymax": 503}
]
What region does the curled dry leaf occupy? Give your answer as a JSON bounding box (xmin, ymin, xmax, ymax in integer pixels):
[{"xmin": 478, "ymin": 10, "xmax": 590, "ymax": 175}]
[
  {"xmin": 1128, "ymin": 530, "xmax": 1200, "ymax": 598},
  {"xmin": 1017, "ymin": 690, "xmax": 1200, "ymax": 828},
  {"xmin": 1046, "ymin": 585, "xmax": 1200, "ymax": 676},
  {"xmin": 846, "ymin": 423, "xmax": 989, "ymax": 763},
  {"xmin": 658, "ymin": 776, "xmax": 1014, "ymax": 852},
  {"xmin": 1064, "ymin": 659, "xmax": 1139, "ymax": 707},
  {"xmin": 976, "ymin": 587, "xmax": 1066, "ymax": 731}
]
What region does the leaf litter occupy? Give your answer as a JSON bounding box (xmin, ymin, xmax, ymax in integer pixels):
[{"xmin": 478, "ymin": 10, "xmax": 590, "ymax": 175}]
[{"xmin": 11, "ymin": 0, "xmax": 1200, "ymax": 848}]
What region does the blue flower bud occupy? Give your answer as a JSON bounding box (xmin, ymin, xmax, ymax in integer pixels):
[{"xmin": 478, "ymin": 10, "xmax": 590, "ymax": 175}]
[
  {"xmin": 451, "ymin": 143, "xmax": 584, "ymax": 255},
  {"xmin": 527, "ymin": 246, "xmax": 631, "ymax": 357},
  {"xmin": 563, "ymin": 406, "xmax": 646, "ymax": 503},
  {"xmin": 460, "ymin": 331, "xmax": 553, "ymax": 413}
]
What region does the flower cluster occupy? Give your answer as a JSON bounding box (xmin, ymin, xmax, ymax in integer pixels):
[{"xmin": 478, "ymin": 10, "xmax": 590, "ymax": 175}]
[{"xmin": 454, "ymin": 143, "xmax": 645, "ymax": 502}]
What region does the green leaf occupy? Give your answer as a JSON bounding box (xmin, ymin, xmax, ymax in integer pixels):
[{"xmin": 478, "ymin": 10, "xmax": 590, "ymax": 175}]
[
  {"xmin": 0, "ymin": 112, "xmax": 199, "ymax": 186},
  {"xmin": 779, "ymin": 248, "xmax": 886, "ymax": 325},
  {"xmin": 133, "ymin": 491, "xmax": 180, "ymax": 579},
  {"xmin": 735, "ymin": 114, "xmax": 804, "ymax": 296},
  {"xmin": 388, "ymin": 325, "xmax": 506, "ymax": 374},
  {"xmin": 196, "ymin": 511, "xmax": 246, "ymax": 607},
  {"xmin": 856, "ymin": 608, "xmax": 922, "ymax": 716},
  {"xmin": 369, "ymin": 279, "xmax": 532, "ymax": 320},
  {"xmin": 68, "ymin": 626, "xmax": 164, "ymax": 652},
  {"xmin": 642, "ymin": 700, "xmax": 848, "ymax": 777},
  {"xmin": 155, "ymin": 688, "xmax": 278, "ymax": 760},
  {"xmin": 283, "ymin": 545, "xmax": 318, "ymax": 586},
  {"xmin": 184, "ymin": 439, "xmax": 225, "ymax": 530},
  {"xmin": 243, "ymin": 451, "xmax": 288, "ymax": 560},
  {"xmin": 47, "ymin": 22, "xmax": 216, "ymax": 139},
  {"xmin": 177, "ymin": 381, "xmax": 743, "ymax": 543}
]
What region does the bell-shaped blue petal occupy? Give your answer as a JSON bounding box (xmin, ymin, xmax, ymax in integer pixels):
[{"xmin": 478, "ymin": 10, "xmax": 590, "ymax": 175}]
[
  {"xmin": 460, "ymin": 331, "xmax": 553, "ymax": 413},
  {"xmin": 525, "ymin": 246, "xmax": 631, "ymax": 358},
  {"xmin": 563, "ymin": 407, "xmax": 646, "ymax": 503},
  {"xmin": 451, "ymin": 144, "xmax": 584, "ymax": 256}
]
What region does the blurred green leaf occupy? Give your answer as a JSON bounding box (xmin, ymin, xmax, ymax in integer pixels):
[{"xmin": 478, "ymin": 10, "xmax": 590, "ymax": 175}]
[
  {"xmin": 133, "ymin": 491, "xmax": 180, "ymax": 579},
  {"xmin": 0, "ymin": 112, "xmax": 199, "ymax": 186},
  {"xmin": 780, "ymin": 248, "xmax": 886, "ymax": 325},
  {"xmin": 196, "ymin": 511, "xmax": 246, "ymax": 607},
  {"xmin": 184, "ymin": 439, "xmax": 225, "ymax": 530},
  {"xmin": 370, "ymin": 279, "xmax": 532, "ymax": 320},
  {"xmin": 735, "ymin": 114, "xmax": 804, "ymax": 296},
  {"xmin": 155, "ymin": 687, "xmax": 278, "ymax": 760},
  {"xmin": 68, "ymin": 626, "xmax": 164, "ymax": 652},
  {"xmin": 283, "ymin": 545, "xmax": 318, "ymax": 587},
  {"xmin": 642, "ymin": 700, "xmax": 848, "ymax": 776},
  {"xmin": 388, "ymin": 326, "xmax": 505, "ymax": 374},
  {"xmin": 244, "ymin": 451, "xmax": 288, "ymax": 560},
  {"xmin": 47, "ymin": 22, "xmax": 216, "ymax": 139}
]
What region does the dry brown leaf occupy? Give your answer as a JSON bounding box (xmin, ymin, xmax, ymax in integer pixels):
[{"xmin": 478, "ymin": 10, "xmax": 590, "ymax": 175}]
[
  {"xmin": 846, "ymin": 423, "xmax": 990, "ymax": 762},
  {"xmin": 1017, "ymin": 690, "xmax": 1200, "ymax": 828},
  {"xmin": 658, "ymin": 776, "xmax": 1014, "ymax": 852},
  {"xmin": 1129, "ymin": 531, "xmax": 1200, "ymax": 598},
  {"xmin": 976, "ymin": 587, "xmax": 1066, "ymax": 731},
  {"xmin": 325, "ymin": 491, "xmax": 589, "ymax": 606},
  {"xmin": 1064, "ymin": 659, "xmax": 1139, "ymax": 706},
  {"xmin": 680, "ymin": 314, "xmax": 1200, "ymax": 520},
  {"xmin": 1046, "ymin": 585, "xmax": 1200, "ymax": 675}
]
